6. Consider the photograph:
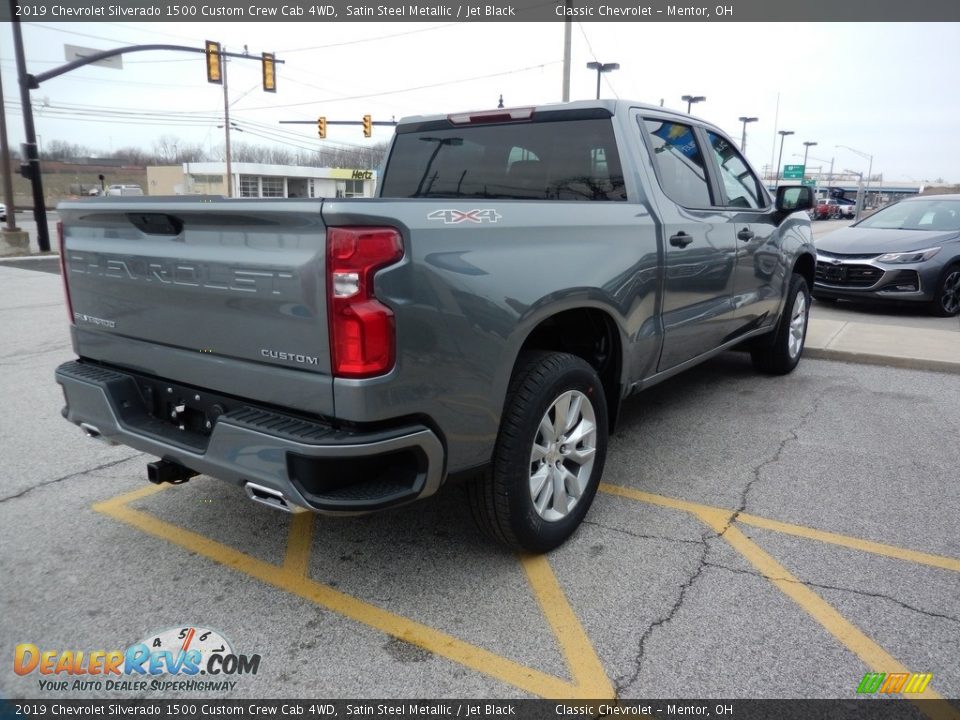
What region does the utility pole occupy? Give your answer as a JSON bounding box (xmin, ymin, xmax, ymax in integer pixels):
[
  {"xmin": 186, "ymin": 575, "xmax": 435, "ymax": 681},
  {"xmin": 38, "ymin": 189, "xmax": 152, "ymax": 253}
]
[
  {"xmin": 0, "ymin": 68, "xmax": 29, "ymax": 254},
  {"xmin": 561, "ymin": 15, "xmax": 571, "ymax": 102},
  {"xmin": 10, "ymin": 9, "xmax": 49, "ymax": 252},
  {"xmin": 221, "ymin": 48, "xmax": 233, "ymax": 198}
]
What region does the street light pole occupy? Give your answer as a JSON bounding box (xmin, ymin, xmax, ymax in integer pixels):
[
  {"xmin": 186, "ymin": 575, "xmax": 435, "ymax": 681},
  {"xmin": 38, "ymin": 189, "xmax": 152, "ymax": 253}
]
[
  {"xmin": 844, "ymin": 168, "xmax": 865, "ymax": 221},
  {"xmin": 586, "ymin": 61, "xmax": 619, "ymax": 99},
  {"xmin": 682, "ymin": 94, "xmax": 706, "ymax": 114},
  {"xmin": 837, "ymin": 144, "xmax": 874, "ymax": 210},
  {"xmin": 775, "ymin": 130, "xmax": 794, "ymax": 188},
  {"xmin": 738, "ymin": 116, "xmax": 758, "ymax": 154},
  {"xmin": 802, "ymin": 141, "xmax": 817, "ymax": 180}
]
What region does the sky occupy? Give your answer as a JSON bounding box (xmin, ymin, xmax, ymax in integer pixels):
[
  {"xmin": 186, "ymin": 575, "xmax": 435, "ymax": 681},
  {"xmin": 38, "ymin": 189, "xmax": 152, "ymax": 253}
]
[{"xmin": 2, "ymin": 20, "xmax": 959, "ymax": 183}]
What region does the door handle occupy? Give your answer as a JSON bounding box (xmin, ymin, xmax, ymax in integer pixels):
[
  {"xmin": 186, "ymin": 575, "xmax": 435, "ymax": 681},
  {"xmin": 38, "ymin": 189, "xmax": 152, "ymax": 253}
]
[
  {"xmin": 737, "ymin": 228, "xmax": 755, "ymax": 242},
  {"xmin": 669, "ymin": 232, "xmax": 694, "ymax": 248}
]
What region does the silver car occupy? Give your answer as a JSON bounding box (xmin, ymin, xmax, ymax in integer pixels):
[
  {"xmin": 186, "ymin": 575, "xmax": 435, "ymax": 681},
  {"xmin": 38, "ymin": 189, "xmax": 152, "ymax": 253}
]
[{"xmin": 814, "ymin": 194, "xmax": 960, "ymax": 316}]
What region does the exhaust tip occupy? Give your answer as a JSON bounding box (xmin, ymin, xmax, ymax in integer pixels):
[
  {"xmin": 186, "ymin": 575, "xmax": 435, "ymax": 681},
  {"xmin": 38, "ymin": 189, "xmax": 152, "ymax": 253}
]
[
  {"xmin": 80, "ymin": 422, "xmax": 119, "ymax": 446},
  {"xmin": 244, "ymin": 482, "xmax": 291, "ymax": 512}
]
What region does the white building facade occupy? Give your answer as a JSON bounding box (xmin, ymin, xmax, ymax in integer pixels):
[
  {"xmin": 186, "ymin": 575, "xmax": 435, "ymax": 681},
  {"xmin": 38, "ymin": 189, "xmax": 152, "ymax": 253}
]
[{"xmin": 147, "ymin": 162, "xmax": 377, "ymax": 199}]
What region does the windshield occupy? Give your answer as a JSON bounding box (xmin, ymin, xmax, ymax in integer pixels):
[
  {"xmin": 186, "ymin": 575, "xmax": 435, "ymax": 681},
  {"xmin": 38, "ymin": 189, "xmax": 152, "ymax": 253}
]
[
  {"xmin": 380, "ymin": 119, "xmax": 625, "ymax": 201},
  {"xmin": 856, "ymin": 198, "xmax": 960, "ymax": 231}
]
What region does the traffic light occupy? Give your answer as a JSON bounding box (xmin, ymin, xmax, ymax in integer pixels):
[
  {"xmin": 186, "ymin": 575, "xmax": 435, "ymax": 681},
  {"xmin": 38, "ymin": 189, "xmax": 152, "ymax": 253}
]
[
  {"xmin": 261, "ymin": 52, "xmax": 276, "ymax": 93},
  {"xmin": 205, "ymin": 40, "xmax": 222, "ymax": 84},
  {"xmin": 317, "ymin": 116, "xmax": 327, "ymax": 139},
  {"xmin": 362, "ymin": 114, "xmax": 372, "ymax": 138}
]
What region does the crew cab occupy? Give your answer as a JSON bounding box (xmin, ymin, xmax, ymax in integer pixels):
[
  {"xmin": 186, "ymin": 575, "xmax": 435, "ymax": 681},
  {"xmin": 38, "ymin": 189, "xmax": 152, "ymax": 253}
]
[{"xmin": 55, "ymin": 100, "xmax": 815, "ymax": 552}]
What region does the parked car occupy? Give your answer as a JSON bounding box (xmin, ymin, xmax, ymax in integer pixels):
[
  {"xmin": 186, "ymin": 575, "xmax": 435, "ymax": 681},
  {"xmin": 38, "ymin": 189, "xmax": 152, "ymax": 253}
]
[
  {"xmin": 814, "ymin": 194, "xmax": 960, "ymax": 316},
  {"xmin": 105, "ymin": 184, "xmax": 144, "ymax": 197},
  {"xmin": 54, "ymin": 99, "xmax": 816, "ymax": 552},
  {"xmin": 836, "ymin": 200, "xmax": 857, "ymax": 219},
  {"xmin": 813, "ymin": 198, "xmax": 843, "ymax": 220}
]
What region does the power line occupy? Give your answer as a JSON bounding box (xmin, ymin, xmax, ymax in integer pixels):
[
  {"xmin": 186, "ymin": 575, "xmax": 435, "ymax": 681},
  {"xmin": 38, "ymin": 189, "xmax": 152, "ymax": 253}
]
[
  {"xmin": 279, "ymin": 23, "xmax": 460, "ymax": 53},
  {"xmin": 235, "ymin": 61, "xmax": 563, "ymax": 111}
]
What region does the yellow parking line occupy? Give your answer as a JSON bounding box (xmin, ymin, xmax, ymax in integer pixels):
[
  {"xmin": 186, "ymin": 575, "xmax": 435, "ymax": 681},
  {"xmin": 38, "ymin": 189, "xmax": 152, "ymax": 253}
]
[
  {"xmin": 282, "ymin": 509, "xmax": 314, "ymax": 579},
  {"xmin": 521, "ymin": 554, "xmax": 615, "ymax": 698},
  {"xmin": 600, "ymin": 483, "xmax": 960, "ymax": 573},
  {"xmin": 597, "ymin": 483, "xmax": 955, "ymax": 713},
  {"xmin": 599, "ymin": 482, "xmax": 734, "ymax": 520},
  {"xmin": 695, "ymin": 513, "xmax": 950, "ymax": 712},
  {"xmin": 94, "ymin": 485, "xmax": 612, "ymax": 699},
  {"xmin": 737, "ymin": 513, "xmax": 960, "ymax": 573}
]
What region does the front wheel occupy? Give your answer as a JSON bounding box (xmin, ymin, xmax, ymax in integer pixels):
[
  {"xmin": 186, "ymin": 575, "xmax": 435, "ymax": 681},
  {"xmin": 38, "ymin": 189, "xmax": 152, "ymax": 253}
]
[
  {"xmin": 751, "ymin": 273, "xmax": 811, "ymax": 375},
  {"xmin": 468, "ymin": 352, "xmax": 608, "ymax": 553},
  {"xmin": 930, "ymin": 264, "xmax": 960, "ymax": 317}
]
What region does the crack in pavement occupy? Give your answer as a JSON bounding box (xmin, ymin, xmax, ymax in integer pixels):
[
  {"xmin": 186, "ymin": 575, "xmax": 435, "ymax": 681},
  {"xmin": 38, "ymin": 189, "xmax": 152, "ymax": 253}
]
[
  {"xmin": 0, "ymin": 454, "xmax": 143, "ymax": 504},
  {"xmin": 704, "ymin": 560, "xmax": 960, "ymax": 626},
  {"xmin": 0, "ymin": 346, "xmax": 71, "ymax": 365},
  {"xmin": 613, "ymin": 528, "xmax": 713, "ymax": 697},
  {"xmin": 615, "ymin": 387, "xmax": 838, "ymax": 697},
  {"xmin": 581, "ymin": 519, "xmax": 704, "ymax": 546},
  {"xmin": 0, "ymin": 301, "xmax": 65, "ymax": 313},
  {"xmin": 723, "ymin": 386, "xmax": 830, "ymax": 537}
]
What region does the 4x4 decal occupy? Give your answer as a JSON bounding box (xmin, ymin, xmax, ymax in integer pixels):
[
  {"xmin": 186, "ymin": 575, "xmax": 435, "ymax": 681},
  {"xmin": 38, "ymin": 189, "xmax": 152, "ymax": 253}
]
[{"xmin": 427, "ymin": 209, "xmax": 502, "ymax": 224}]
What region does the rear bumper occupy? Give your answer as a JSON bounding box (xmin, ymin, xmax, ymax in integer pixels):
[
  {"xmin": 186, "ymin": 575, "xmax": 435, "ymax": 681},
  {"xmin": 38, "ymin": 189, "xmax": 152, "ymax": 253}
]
[{"xmin": 55, "ymin": 360, "xmax": 445, "ymax": 513}]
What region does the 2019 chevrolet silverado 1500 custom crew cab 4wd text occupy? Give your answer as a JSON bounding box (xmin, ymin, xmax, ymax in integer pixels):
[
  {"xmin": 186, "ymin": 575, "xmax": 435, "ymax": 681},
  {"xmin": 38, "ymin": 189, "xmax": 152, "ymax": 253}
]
[{"xmin": 55, "ymin": 100, "xmax": 816, "ymax": 551}]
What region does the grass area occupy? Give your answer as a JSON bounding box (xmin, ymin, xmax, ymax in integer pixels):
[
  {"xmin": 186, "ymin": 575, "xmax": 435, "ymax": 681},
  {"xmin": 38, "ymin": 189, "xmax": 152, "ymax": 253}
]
[{"xmin": 3, "ymin": 163, "xmax": 148, "ymax": 208}]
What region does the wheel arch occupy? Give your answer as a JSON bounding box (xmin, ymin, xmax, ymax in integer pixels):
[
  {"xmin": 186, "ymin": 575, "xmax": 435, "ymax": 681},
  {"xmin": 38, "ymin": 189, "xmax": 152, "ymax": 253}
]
[
  {"xmin": 508, "ymin": 306, "xmax": 625, "ymax": 432},
  {"xmin": 793, "ymin": 251, "xmax": 815, "ymax": 291}
]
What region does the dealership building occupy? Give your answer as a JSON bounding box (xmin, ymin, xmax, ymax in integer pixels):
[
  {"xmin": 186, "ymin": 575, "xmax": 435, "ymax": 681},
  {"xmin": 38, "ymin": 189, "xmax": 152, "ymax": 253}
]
[{"xmin": 146, "ymin": 162, "xmax": 377, "ymax": 199}]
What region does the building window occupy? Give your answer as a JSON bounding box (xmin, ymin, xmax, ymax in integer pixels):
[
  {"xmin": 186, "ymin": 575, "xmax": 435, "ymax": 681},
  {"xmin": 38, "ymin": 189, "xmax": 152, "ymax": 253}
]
[
  {"xmin": 343, "ymin": 179, "xmax": 364, "ymax": 197},
  {"xmin": 239, "ymin": 176, "xmax": 259, "ymax": 197},
  {"xmin": 261, "ymin": 177, "xmax": 284, "ymax": 197}
]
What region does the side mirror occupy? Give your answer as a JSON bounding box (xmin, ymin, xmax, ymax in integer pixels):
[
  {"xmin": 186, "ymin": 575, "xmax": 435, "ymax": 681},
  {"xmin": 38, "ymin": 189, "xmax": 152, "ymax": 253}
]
[{"xmin": 776, "ymin": 185, "xmax": 814, "ymax": 212}]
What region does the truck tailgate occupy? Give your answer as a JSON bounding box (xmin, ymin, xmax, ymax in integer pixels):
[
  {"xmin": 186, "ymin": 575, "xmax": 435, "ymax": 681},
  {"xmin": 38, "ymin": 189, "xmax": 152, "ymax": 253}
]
[{"xmin": 58, "ymin": 197, "xmax": 334, "ymax": 417}]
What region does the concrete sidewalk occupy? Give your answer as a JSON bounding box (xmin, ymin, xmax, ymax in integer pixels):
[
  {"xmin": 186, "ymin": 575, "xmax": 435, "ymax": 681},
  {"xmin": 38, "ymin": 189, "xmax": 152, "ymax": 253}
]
[{"xmin": 806, "ymin": 317, "xmax": 960, "ymax": 374}]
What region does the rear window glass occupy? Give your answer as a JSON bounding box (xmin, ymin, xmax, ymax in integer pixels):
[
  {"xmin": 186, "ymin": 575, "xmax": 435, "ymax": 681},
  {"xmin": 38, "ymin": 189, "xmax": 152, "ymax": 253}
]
[{"xmin": 380, "ymin": 119, "xmax": 626, "ymax": 201}]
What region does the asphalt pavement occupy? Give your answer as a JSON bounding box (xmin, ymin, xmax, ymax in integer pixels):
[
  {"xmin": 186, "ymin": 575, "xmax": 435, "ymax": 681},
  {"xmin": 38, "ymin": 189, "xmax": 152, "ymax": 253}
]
[{"xmin": 0, "ymin": 259, "xmax": 957, "ymax": 703}]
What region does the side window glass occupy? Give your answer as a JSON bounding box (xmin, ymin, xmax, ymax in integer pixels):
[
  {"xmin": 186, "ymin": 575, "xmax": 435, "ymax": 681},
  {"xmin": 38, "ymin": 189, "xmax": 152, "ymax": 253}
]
[
  {"xmin": 707, "ymin": 131, "xmax": 764, "ymax": 209},
  {"xmin": 642, "ymin": 118, "xmax": 712, "ymax": 208}
]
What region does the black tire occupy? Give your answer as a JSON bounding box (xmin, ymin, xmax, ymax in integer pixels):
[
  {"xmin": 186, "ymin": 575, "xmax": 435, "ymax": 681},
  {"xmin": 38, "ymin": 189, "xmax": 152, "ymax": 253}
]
[
  {"xmin": 812, "ymin": 293, "xmax": 838, "ymax": 304},
  {"xmin": 751, "ymin": 273, "xmax": 811, "ymax": 375},
  {"xmin": 468, "ymin": 351, "xmax": 608, "ymax": 553},
  {"xmin": 929, "ymin": 263, "xmax": 960, "ymax": 317}
]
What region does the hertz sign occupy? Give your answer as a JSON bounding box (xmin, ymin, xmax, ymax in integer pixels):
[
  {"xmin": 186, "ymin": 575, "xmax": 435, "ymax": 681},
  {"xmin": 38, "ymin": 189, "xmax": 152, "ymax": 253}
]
[{"xmin": 330, "ymin": 169, "xmax": 375, "ymax": 180}]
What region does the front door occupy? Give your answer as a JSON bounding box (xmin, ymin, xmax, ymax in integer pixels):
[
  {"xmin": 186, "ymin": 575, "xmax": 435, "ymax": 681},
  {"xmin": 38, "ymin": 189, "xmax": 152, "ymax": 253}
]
[{"xmin": 637, "ymin": 115, "xmax": 738, "ymax": 372}]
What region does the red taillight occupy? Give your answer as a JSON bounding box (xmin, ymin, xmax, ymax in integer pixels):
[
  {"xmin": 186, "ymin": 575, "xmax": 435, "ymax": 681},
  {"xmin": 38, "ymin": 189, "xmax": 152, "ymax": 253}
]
[
  {"xmin": 57, "ymin": 220, "xmax": 74, "ymax": 324},
  {"xmin": 327, "ymin": 226, "xmax": 403, "ymax": 378}
]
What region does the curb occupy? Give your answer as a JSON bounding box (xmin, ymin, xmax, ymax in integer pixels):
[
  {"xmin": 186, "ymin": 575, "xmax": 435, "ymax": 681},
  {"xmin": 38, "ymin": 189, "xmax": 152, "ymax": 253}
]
[{"xmin": 805, "ymin": 347, "xmax": 960, "ymax": 375}]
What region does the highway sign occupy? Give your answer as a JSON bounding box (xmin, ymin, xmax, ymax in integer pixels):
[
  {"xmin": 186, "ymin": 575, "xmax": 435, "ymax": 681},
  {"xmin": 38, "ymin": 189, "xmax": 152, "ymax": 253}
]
[{"xmin": 783, "ymin": 164, "xmax": 804, "ymax": 179}]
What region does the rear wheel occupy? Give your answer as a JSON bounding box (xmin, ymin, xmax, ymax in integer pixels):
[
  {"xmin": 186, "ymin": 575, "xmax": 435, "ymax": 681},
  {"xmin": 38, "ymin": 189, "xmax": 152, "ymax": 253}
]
[
  {"xmin": 751, "ymin": 273, "xmax": 810, "ymax": 375},
  {"xmin": 468, "ymin": 352, "xmax": 608, "ymax": 553},
  {"xmin": 930, "ymin": 264, "xmax": 960, "ymax": 317}
]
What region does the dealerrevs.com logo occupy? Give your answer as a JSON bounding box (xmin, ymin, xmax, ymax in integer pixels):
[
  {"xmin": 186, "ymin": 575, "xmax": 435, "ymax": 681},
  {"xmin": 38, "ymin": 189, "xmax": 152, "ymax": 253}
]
[{"xmin": 14, "ymin": 626, "xmax": 260, "ymax": 693}]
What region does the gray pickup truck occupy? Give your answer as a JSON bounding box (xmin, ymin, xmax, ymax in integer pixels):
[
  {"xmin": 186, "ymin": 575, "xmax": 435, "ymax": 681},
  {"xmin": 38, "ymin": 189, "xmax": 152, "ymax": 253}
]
[{"xmin": 55, "ymin": 100, "xmax": 816, "ymax": 552}]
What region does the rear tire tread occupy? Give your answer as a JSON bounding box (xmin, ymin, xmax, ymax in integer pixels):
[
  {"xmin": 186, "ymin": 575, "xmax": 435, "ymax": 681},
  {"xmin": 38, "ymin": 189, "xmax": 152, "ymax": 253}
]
[{"xmin": 469, "ymin": 351, "xmax": 607, "ymax": 552}]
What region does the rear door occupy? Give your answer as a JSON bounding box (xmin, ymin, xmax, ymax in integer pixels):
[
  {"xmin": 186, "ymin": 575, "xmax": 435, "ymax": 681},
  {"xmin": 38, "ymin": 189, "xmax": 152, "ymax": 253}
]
[{"xmin": 635, "ymin": 113, "xmax": 738, "ymax": 371}]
